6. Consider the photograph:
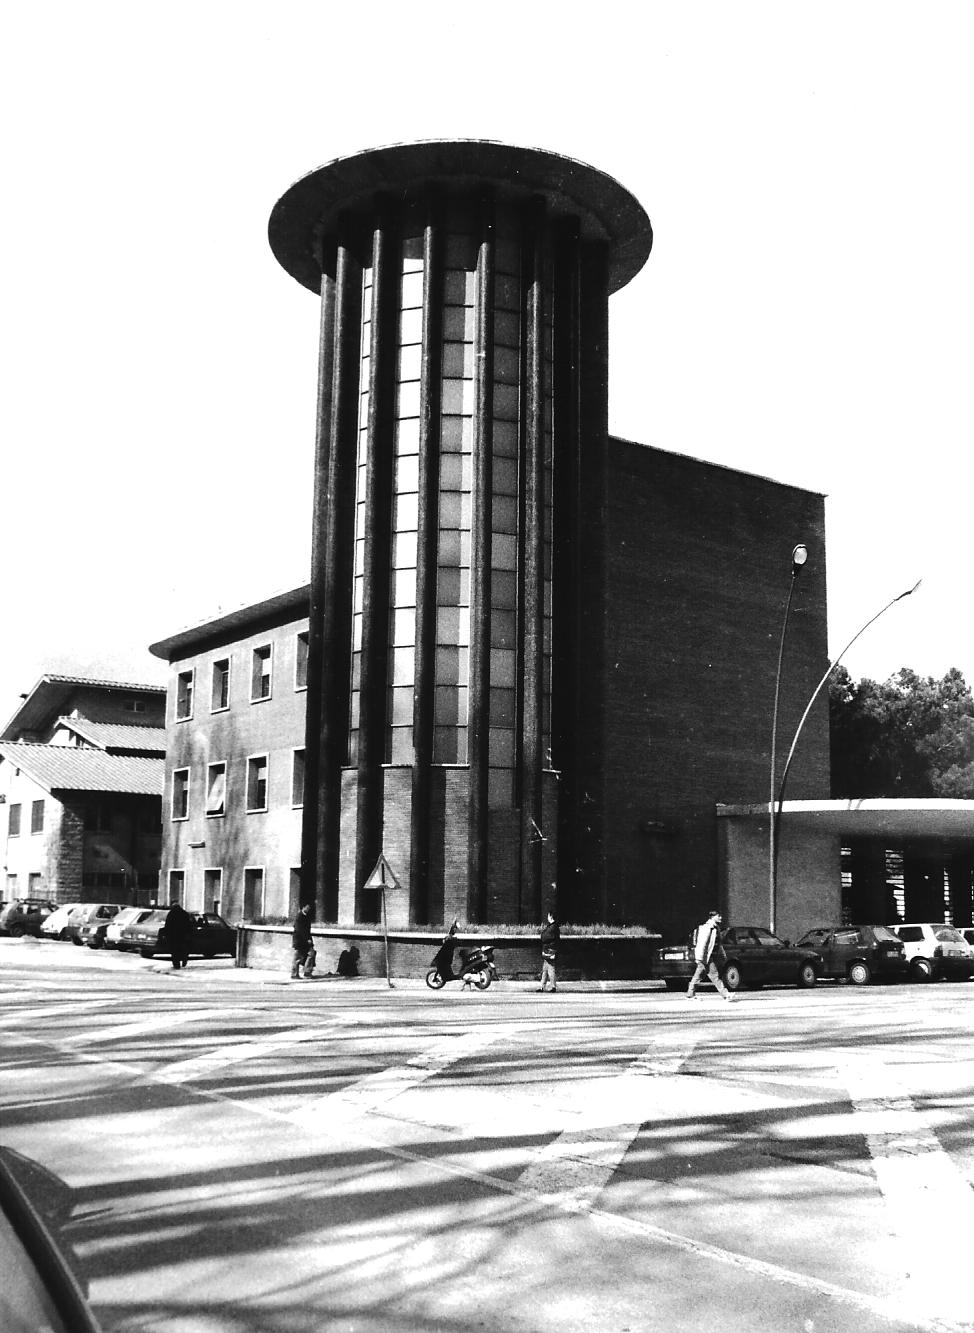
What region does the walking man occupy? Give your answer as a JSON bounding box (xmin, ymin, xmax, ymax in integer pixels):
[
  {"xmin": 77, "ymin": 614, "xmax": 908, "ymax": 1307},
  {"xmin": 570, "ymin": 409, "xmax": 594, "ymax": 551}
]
[
  {"xmin": 686, "ymin": 909, "xmax": 734, "ymax": 1001},
  {"xmin": 291, "ymin": 903, "xmax": 313, "ymax": 979}
]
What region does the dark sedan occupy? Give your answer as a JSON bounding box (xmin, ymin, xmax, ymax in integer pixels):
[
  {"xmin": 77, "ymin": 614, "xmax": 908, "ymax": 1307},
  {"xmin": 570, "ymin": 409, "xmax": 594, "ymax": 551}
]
[
  {"xmin": 652, "ymin": 925, "xmax": 821, "ymax": 991},
  {"xmin": 117, "ymin": 908, "xmax": 236, "ymax": 960},
  {"xmin": 795, "ymin": 925, "xmax": 908, "ymax": 985}
]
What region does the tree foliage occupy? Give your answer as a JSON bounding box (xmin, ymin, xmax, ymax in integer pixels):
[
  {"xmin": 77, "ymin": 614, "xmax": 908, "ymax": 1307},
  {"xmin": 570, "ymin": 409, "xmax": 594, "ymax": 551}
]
[{"xmin": 829, "ymin": 666, "xmax": 974, "ymax": 798}]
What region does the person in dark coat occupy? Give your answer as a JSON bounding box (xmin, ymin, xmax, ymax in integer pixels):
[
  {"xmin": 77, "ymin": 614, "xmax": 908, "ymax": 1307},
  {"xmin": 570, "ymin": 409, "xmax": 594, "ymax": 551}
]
[
  {"xmin": 164, "ymin": 900, "xmax": 195, "ymax": 970},
  {"xmin": 431, "ymin": 919, "xmax": 460, "ymax": 983},
  {"xmin": 291, "ymin": 903, "xmax": 314, "ymax": 979},
  {"xmin": 539, "ymin": 907, "xmax": 560, "ymax": 992}
]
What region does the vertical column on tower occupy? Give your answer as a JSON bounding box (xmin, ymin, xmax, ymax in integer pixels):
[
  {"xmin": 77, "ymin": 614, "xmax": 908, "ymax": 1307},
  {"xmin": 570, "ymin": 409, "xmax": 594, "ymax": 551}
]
[
  {"xmin": 467, "ymin": 191, "xmax": 496, "ymax": 922},
  {"xmin": 303, "ymin": 221, "xmax": 361, "ymax": 922},
  {"xmin": 550, "ymin": 217, "xmax": 582, "ymax": 923},
  {"xmin": 520, "ymin": 197, "xmax": 547, "ymax": 922},
  {"xmin": 575, "ymin": 239, "xmax": 610, "ymax": 917},
  {"xmin": 410, "ymin": 189, "xmax": 445, "ymax": 924},
  {"xmin": 355, "ymin": 200, "xmax": 400, "ymax": 912}
]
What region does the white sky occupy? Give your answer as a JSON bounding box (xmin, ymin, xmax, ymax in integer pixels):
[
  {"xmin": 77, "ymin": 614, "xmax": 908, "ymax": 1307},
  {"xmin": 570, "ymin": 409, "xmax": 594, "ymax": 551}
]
[{"xmin": 2, "ymin": 1, "xmax": 971, "ymax": 723}]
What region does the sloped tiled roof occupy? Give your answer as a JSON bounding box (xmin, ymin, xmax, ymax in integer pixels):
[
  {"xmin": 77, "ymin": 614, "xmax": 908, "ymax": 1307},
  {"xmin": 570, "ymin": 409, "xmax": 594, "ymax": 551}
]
[
  {"xmin": 0, "ymin": 743, "xmax": 163, "ymax": 796},
  {"xmin": 2, "ymin": 674, "xmax": 165, "ymax": 741},
  {"xmin": 57, "ymin": 719, "xmax": 165, "ymax": 755}
]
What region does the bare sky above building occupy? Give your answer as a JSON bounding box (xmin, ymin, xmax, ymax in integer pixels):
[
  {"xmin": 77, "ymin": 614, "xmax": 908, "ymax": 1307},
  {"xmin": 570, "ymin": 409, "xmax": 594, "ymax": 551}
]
[{"xmin": 2, "ymin": 1, "xmax": 971, "ymax": 723}]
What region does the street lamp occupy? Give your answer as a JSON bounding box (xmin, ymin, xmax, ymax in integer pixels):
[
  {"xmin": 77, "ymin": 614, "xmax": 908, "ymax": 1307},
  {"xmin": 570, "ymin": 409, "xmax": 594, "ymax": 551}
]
[
  {"xmin": 770, "ymin": 578, "xmax": 921, "ymax": 934},
  {"xmin": 769, "ymin": 544, "xmax": 808, "ymax": 935}
]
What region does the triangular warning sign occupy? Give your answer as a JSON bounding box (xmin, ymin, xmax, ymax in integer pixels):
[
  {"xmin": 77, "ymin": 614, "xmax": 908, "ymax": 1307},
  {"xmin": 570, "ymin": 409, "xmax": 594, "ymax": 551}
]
[{"xmin": 363, "ymin": 852, "xmax": 401, "ymax": 891}]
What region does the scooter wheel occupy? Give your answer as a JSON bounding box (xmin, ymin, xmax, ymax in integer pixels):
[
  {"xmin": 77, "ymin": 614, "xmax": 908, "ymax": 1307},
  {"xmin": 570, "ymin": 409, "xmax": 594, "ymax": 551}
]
[
  {"xmin": 425, "ymin": 968, "xmax": 445, "ymax": 990},
  {"xmin": 473, "ymin": 969, "xmax": 491, "ymax": 990}
]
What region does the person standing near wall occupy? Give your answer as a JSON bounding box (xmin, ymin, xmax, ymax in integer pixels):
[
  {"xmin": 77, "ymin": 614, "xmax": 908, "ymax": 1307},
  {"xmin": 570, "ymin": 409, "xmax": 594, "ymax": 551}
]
[
  {"xmin": 291, "ymin": 903, "xmax": 313, "ymax": 980},
  {"xmin": 539, "ymin": 908, "xmax": 560, "ymax": 993},
  {"xmin": 686, "ymin": 910, "xmax": 734, "ymax": 1001}
]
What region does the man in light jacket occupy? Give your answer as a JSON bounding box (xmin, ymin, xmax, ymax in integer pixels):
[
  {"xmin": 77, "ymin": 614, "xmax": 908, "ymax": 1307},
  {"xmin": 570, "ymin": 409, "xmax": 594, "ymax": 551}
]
[{"xmin": 686, "ymin": 910, "xmax": 734, "ymax": 1001}]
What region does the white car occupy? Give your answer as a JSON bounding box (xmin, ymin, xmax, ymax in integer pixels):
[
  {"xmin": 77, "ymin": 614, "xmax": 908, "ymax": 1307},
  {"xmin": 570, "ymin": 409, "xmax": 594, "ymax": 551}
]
[
  {"xmin": 888, "ymin": 922, "xmax": 974, "ymax": 982},
  {"xmin": 104, "ymin": 907, "xmax": 146, "ymax": 950},
  {"xmin": 39, "ymin": 904, "xmax": 86, "ymax": 941}
]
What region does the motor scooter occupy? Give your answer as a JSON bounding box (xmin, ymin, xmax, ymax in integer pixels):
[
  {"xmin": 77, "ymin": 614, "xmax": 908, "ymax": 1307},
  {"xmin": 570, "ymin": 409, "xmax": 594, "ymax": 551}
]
[{"xmin": 425, "ymin": 941, "xmax": 498, "ymax": 990}]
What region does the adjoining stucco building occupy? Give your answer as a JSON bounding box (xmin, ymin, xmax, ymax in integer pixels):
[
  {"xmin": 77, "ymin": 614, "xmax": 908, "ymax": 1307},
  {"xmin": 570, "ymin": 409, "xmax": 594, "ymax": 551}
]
[{"xmin": 0, "ymin": 676, "xmax": 165, "ymax": 905}]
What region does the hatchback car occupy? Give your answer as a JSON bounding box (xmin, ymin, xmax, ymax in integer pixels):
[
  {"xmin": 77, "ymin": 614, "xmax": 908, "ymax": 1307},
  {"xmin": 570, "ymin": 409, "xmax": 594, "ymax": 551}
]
[
  {"xmin": 0, "ymin": 899, "xmax": 58, "ymax": 938},
  {"xmin": 69, "ymin": 903, "xmax": 122, "ymax": 947},
  {"xmin": 39, "ymin": 904, "xmax": 86, "ymax": 941},
  {"xmin": 956, "ymin": 926, "xmax": 974, "ymax": 949},
  {"xmin": 117, "ymin": 908, "xmax": 235, "ymax": 959},
  {"xmin": 887, "ymin": 922, "xmax": 974, "ymax": 981},
  {"xmin": 795, "ymin": 925, "xmax": 908, "ymax": 985}
]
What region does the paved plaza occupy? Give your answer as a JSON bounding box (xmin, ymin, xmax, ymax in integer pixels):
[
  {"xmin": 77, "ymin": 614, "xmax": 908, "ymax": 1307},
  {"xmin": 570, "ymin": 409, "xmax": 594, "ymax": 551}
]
[{"xmin": 2, "ymin": 938, "xmax": 974, "ymax": 1333}]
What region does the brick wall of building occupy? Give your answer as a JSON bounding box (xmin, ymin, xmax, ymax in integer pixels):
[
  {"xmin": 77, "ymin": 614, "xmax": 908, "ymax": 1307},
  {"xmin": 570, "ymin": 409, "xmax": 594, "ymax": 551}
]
[{"xmin": 601, "ymin": 439, "xmax": 830, "ymax": 940}]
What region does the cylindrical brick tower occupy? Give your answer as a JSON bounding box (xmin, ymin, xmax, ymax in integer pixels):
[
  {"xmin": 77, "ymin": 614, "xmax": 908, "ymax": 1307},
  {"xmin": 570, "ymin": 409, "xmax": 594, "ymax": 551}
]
[{"xmin": 269, "ymin": 140, "xmax": 652, "ymax": 926}]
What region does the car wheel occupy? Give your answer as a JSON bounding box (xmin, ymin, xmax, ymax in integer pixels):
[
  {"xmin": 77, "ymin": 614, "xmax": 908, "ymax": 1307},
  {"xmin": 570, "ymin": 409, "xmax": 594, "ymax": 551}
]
[
  {"xmin": 71, "ymin": 936, "xmax": 83, "ymax": 946},
  {"xmin": 797, "ymin": 962, "xmax": 817, "ymax": 988},
  {"xmin": 139, "ymin": 947, "xmax": 155, "ymax": 959},
  {"xmin": 58, "ymin": 929, "xmax": 71, "ymax": 941},
  {"xmin": 911, "ymin": 958, "xmax": 934, "ymax": 982},
  {"xmin": 9, "ymin": 924, "xmax": 25, "ymax": 938},
  {"xmin": 848, "ymin": 961, "xmax": 871, "ymax": 986},
  {"xmin": 664, "ymin": 978, "xmax": 689, "ymax": 992},
  {"xmin": 723, "ymin": 962, "xmax": 742, "ymax": 992}
]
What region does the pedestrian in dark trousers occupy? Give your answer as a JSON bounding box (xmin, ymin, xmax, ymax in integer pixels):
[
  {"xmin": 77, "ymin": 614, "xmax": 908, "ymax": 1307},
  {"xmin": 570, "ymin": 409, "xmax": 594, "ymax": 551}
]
[
  {"xmin": 686, "ymin": 909, "xmax": 734, "ymax": 1001},
  {"xmin": 164, "ymin": 900, "xmax": 195, "ymax": 970},
  {"xmin": 539, "ymin": 906, "xmax": 559, "ymax": 992},
  {"xmin": 291, "ymin": 903, "xmax": 314, "ymax": 979}
]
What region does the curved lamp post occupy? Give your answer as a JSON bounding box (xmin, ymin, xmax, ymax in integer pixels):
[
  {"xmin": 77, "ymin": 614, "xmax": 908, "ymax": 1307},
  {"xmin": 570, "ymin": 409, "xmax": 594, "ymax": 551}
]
[
  {"xmin": 769, "ymin": 544, "xmax": 808, "ymax": 935},
  {"xmin": 770, "ymin": 578, "xmax": 921, "ymax": 934}
]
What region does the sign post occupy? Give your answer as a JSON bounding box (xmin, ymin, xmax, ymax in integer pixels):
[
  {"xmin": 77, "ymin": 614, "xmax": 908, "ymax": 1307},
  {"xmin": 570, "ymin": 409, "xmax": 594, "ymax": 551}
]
[{"xmin": 363, "ymin": 853, "xmax": 402, "ymax": 989}]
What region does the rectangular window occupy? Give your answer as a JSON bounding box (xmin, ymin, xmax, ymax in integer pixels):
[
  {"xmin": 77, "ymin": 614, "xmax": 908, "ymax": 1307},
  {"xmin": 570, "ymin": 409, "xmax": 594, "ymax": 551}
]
[
  {"xmin": 6, "ymin": 873, "xmax": 17, "ymax": 896},
  {"xmin": 172, "ymin": 768, "xmax": 190, "ymax": 820},
  {"xmin": 123, "ymin": 698, "xmax": 147, "ymax": 714},
  {"xmin": 246, "ymin": 755, "xmax": 268, "ymax": 812},
  {"xmin": 176, "ymin": 670, "xmax": 194, "ymax": 720},
  {"xmin": 291, "ymin": 749, "xmax": 305, "ymax": 807},
  {"xmin": 28, "ymin": 873, "xmax": 42, "ymax": 895},
  {"xmin": 204, "ymin": 868, "xmax": 222, "ymax": 917},
  {"xmin": 243, "ymin": 867, "xmax": 265, "ymax": 919},
  {"xmin": 30, "ymin": 800, "xmax": 44, "ymax": 834},
  {"xmin": 205, "ymin": 762, "xmax": 226, "ymax": 817},
  {"xmin": 8, "ymin": 803, "xmax": 21, "ymax": 836},
  {"xmin": 251, "ymin": 645, "xmax": 272, "ymax": 701},
  {"xmin": 168, "ymin": 869, "xmax": 185, "ymax": 904},
  {"xmin": 211, "ymin": 659, "xmax": 230, "ymax": 711},
  {"xmin": 295, "ymin": 632, "xmax": 309, "ymax": 690}
]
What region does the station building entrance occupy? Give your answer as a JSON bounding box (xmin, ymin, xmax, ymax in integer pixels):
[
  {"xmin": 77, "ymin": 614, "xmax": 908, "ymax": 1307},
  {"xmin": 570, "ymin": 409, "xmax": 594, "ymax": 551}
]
[{"xmin": 718, "ymin": 800, "xmax": 974, "ymax": 944}]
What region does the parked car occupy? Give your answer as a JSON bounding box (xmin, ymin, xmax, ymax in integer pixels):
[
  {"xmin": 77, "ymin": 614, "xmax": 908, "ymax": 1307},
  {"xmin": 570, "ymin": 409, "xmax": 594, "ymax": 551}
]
[
  {"xmin": 956, "ymin": 927, "xmax": 974, "ymax": 949},
  {"xmin": 0, "ymin": 899, "xmax": 58, "ymax": 938},
  {"xmin": 103, "ymin": 906, "xmax": 148, "ymax": 950},
  {"xmin": 794, "ymin": 925, "xmax": 908, "ymax": 985},
  {"xmin": 116, "ymin": 908, "xmax": 236, "ymax": 960},
  {"xmin": 39, "ymin": 904, "xmax": 86, "ymax": 941},
  {"xmin": 67, "ymin": 903, "xmax": 122, "ymax": 947},
  {"xmin": 887, "ymin": 922, "xmax": 974, "ymax": 982},
  {"xmin": 651, "ymin": 925, "xmax": 821, "ymax": 991}
]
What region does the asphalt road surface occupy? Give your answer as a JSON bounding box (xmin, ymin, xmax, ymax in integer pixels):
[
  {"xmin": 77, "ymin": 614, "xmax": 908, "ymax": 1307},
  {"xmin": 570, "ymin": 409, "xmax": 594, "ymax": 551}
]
[{"xmin": 2, "ymin": 937, "xmax": 974, "ymax": 1333}]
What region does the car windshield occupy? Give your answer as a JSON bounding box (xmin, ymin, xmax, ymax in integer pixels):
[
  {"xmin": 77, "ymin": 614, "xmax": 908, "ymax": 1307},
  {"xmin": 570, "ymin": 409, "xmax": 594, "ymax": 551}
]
[
  {"xmin": 750, "ymin": 929, "xmax": 785, "ymax": 948},
  {"xmin": 797, "ymin": 929, "xmax": 828, "ymax": 945},
  {"xmin": 934, "ymin": 926, "xmax": 965, "ymax": 943}
]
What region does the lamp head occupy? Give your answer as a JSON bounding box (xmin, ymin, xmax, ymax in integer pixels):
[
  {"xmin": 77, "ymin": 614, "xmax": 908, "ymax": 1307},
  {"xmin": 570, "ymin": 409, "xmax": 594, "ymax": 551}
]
[{"xmin": 791, "ymin": 544, "xmax": 808, "ymax": 573}]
